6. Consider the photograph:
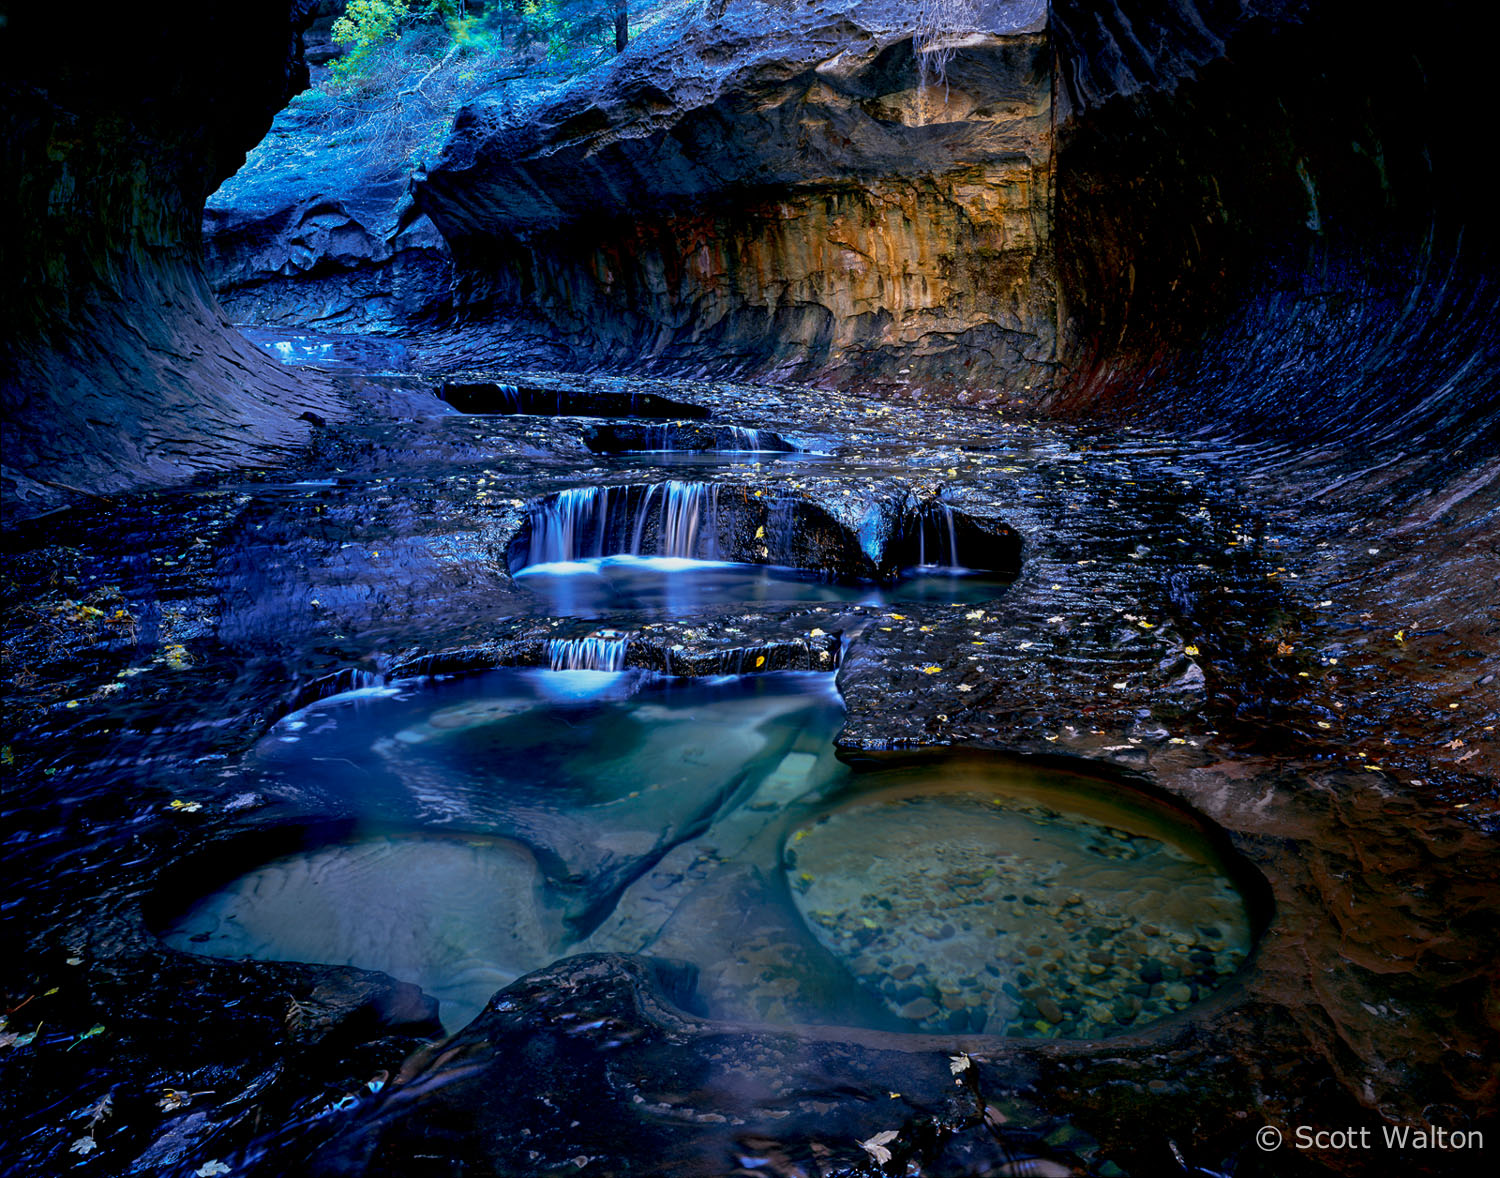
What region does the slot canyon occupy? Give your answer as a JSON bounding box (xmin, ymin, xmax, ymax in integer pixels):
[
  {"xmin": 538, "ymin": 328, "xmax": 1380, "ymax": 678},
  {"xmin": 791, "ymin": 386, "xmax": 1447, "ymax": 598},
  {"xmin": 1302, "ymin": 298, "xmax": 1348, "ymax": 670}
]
[{"xmin": 1, "ymin": 1, "xmax": 1495, "ymax": 1175}]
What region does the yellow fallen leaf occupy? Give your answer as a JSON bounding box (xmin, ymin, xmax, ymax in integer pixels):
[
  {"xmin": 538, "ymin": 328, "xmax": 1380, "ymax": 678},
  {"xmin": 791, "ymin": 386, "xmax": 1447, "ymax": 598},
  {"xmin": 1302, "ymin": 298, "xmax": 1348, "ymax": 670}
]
[{"xmin": 922, "ymin": 666, "xmax": 942, "ymax": 674}]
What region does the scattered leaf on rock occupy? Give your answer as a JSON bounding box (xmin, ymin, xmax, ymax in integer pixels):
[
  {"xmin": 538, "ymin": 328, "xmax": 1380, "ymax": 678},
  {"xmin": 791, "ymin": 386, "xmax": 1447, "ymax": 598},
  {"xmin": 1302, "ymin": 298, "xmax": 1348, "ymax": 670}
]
[{"xmin": 859, "ymin": 1129, "xmax": 899, "ymax": 1165}]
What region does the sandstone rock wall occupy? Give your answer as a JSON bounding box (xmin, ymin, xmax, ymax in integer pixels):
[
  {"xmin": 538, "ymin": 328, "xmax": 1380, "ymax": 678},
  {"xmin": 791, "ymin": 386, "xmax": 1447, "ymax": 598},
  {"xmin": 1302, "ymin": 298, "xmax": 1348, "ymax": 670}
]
[
  {"xmin": 1046, "ymin": 0, "xmax": 1500, "ymax": 462},
  {"xmin": 203, "ymin": 129, "xmax": 452, "ymax": 333},
  {"xmin": 0, "ymin": 2, "xmax": 344, "ymax": 520},
  {"xmin": 418, "ymin": 0, "xmax": 1055, "ymax": 393}
]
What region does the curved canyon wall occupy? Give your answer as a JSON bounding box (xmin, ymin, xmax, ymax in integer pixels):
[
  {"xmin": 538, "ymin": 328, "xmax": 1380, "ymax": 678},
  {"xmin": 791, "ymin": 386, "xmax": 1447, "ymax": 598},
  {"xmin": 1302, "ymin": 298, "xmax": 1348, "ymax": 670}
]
[
  {"xmin": 4, "ymin": 0, "xmax": 1495, "ymax": 504},
  {"xmin": 416, "ymin": 0, "xmax": 1056, "ymax": 394},
  {"xmin": 0, "ymin": 1, "xmax": 342, "ymax": 519},
  {"xmin": 1047, "ymin": 0, "xmax": 1499, "ymax": 462}
]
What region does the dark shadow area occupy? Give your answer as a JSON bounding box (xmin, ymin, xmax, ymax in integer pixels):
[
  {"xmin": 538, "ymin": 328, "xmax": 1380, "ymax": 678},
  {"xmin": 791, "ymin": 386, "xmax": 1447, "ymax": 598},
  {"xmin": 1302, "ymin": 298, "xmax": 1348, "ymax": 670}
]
[
  {"xmin": 440, "ymin": 380, "xmax": 708, "ymax": 418},
  {"xmin": 1048, "ymin": 0, "xmax": 1499, "ymax": 479}
]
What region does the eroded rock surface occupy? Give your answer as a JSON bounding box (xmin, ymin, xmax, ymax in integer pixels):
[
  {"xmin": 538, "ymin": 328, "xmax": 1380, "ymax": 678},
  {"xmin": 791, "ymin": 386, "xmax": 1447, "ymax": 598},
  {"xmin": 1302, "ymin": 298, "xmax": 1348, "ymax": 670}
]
[
  {"xmin": 203, "ymin": 107, "xmax": 452, "ymax": 332},
  {"xmin": 0, "ymin": 2, "xmax": 345, "ymax": 521},
  {"xmin": 416, "ymin": 0, "xmax": 1055, "ymax": 392},
  {"xmin": 2, "ymin": 362, "xmax": 1495, "ymax": 1176}
]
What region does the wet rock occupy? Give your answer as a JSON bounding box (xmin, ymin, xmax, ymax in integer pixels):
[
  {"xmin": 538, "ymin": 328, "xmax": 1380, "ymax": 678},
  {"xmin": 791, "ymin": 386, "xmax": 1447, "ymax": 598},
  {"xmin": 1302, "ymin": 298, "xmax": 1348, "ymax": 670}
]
[
  {"xmin": 0, "ymin": 0, "xmax": 344, "ymax": 519},
  {"xmin": 204, "ymin": 136, "xmax": 452, "ymax": 332},
  {"xmin": 899, "ymin": 996, "xmax": 939, "ymax": 1021}
]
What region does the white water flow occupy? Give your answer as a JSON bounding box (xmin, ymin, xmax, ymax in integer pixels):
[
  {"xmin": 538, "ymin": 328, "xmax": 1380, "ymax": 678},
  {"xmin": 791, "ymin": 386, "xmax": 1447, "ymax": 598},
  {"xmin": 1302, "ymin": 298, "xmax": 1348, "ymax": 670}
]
[
  {"xmin": 624, "ymin": 424, "xmax": 783, "ymax": 452},
  {"xmin": 918, "ymin": 501, "xmax": 961, "ymax": 568},
  {"xmin": 548, "ymin": 635, "xmax": 630, "ymax": 671},
  {"xmin": 525, "ymin": 481, "xmax": 717, "ymax": 566},
  {"xmin": 631, "ymin": 481, "xmax": 717, "ymax": 558}
]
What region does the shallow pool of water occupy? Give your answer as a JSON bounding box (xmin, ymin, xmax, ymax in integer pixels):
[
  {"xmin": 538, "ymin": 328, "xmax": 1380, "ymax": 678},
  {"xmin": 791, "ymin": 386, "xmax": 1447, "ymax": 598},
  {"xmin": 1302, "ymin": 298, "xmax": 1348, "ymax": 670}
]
[
  {"xmin": 515, "ymin": 554, "xmax": 1012, "ymax": 617},
  {"xmin": 163, "ymin": 832, "xmax": 557, "ymax": 1029},
  {"xmin": 160, "ymin": 675, "xmax": 1255, "ymax": 1036},
  {"xmin": 785, "ymin": 762, "xmax": 1255, "ymax": 1038}
]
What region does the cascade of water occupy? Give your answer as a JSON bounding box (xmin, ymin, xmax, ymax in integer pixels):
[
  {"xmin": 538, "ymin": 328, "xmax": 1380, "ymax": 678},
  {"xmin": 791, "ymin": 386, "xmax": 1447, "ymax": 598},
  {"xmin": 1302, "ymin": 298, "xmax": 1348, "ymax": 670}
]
[
  {"xmin": 631, "ymin": 480, "xmax": 715, "ymax": 558},
  {"xmin": 289, "ymin": 666, "xmax": 389, "ymax": 712},
  {"xmin": 495, "ymin": 383, "xmax": 522, "ymax": 412},
  {"xmin": 918, "ymin": 501, "xmax": 960, "ymax": 568},
  {"xmin": 527, "ymin": 486, "xmax": 616, "ymax": 564},
  {"xmin": 726, "ymin": 425, "xmax": 764, "ymax": 451},
  {"xmin": 662, "ymin": 480, "xmax": 715, "ymax": 557},
  {"xmin": 721, "ymin": 644, "xmax": 778, "ymax": 674},
  {"xmin": 527, "ymin": 482, "xmax": 716, "ymax": 564},
  {"xmin": 765, "ymin": 495, "xmax": 798, "ymax": 565},
  {"xmin": 548, "ymin": 635, "xmax": 630, "ymax": 671}
]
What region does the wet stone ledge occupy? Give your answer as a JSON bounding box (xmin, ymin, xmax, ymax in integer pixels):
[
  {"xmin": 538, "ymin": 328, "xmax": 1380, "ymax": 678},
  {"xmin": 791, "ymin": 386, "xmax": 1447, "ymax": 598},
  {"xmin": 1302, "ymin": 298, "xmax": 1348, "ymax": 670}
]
[{"xmin": 1, "ymin": 365, "xmax": 1496, "ymax": 1178}]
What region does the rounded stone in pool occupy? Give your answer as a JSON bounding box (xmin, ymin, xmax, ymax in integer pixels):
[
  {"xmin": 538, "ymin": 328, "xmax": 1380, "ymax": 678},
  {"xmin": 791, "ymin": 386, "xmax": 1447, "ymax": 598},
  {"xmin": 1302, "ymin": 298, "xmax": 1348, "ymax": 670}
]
[{"xmin": 785, "ymin": 761, "xmax": 1255, "ymax": 1038}]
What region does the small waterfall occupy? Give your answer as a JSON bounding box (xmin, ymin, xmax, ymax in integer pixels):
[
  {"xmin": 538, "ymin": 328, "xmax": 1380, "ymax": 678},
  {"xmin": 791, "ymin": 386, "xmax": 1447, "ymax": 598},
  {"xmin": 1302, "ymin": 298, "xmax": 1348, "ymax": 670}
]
[
  {"xmin": 524, "ymin": 481, "xmax": 717, "ymax": 565},
  {"xmin": 918, "ymin": 501, "xmax": 961, "ymax": 568},
  {"xmin": 726, "ymin": 425, "xmax": 774, "ymax": 452},
  {"xmin": 494, "ymin": 383, "xmax": 522, "ymax": 412},
  {"xmin": 548, "ymin": 635, "xmax": 630, "ymax": 671},
  {"xmin": 290, "ymin": 666, "xmax": 388, "ymax": 712},
  {"xmin": 629, "ymin": 481, "xmax": 718, "ymax": 559},
  {"xmin": 764, "ymin": 496, "xmax": 798, "ymax": 565},
  {"xmin": 527, "ymin": 486, "xmax": 620, "ymax": 564}
]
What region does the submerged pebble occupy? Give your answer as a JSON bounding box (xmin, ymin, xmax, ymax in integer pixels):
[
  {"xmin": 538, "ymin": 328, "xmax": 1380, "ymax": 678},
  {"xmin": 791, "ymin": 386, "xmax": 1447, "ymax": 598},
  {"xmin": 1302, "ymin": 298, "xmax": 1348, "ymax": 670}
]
[{"xmin": 787, "ymin": 785, "xmax": 1252, "ymax": 1038}]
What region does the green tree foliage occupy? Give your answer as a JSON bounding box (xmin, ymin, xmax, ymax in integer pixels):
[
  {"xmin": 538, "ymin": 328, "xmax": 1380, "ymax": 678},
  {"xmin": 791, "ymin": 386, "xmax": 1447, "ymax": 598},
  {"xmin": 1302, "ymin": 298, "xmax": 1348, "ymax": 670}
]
[
  {"xmin": 331, "ymin": 1, "xmax": 464, "ymax": 79},
  {"xmin": 307, "ymin": 1, "xmax": 679, "ymax": 170}
]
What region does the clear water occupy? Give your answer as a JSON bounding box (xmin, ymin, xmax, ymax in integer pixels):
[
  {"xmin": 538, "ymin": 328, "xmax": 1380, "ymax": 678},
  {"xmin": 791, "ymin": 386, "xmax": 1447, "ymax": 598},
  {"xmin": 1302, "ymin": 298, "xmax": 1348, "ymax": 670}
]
[
  {"xmin": 165, "ymin": 833, "xmax": 558, "ymax": 1027},
  {"xmin": 515, "ymin": 554, "xmax": 1012, "ymax": 617},
  {"xmin": 161, "ymin": 673, "xmax": 1253, "ymax": 1036},
  {"xmin": 785, "ymin": 763, "xmax": 1254, "ymax": 1038},
  {"xmin": 163, "ymin": 670, "xmax": 850, "ymax": 1028}
]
